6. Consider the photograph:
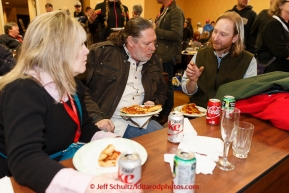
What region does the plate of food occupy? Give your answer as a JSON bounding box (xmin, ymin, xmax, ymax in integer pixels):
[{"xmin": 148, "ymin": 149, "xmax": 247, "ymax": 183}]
[
  {"xmin": 111, "ymin": 27, "xmax": 124, "ymax": 31},
  {"xmin": 120, "ymin": 104, "xmax": 162, "ymax": 117},
  {"xmin": 174, "ymin": 103, "xmax": 207, "ymax": 117},
  {"xmin": 73, "ymin": 138, "xmax": 147, "ymax": 176}
]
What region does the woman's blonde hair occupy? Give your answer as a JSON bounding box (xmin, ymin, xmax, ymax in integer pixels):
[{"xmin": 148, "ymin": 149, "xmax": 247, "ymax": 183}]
[
  {"xmin": 269, "ymin": 0, "xmax": 288, "ymax": 16},
  {"xmin": 0, "ymin": 10, "xmax": 87, "ymax": 99},
  {"xmin": 210, "ymin": 12, "xmax": 244, "ymax": 57}
]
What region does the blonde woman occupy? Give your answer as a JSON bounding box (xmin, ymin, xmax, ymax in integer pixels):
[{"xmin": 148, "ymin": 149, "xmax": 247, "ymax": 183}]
[{"xmin": 0, "ymin": 11, "xmax": 140, "ymax": 193}]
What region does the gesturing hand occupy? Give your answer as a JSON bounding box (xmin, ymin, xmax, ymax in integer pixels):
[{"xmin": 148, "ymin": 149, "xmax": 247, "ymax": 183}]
[
  {"xmin": 87, "ymin": 9, "xmax": 98, "ymax": 23},
  {"xmin": 186, "ymin": 61, "xmax": 204, "ymax": 82}
]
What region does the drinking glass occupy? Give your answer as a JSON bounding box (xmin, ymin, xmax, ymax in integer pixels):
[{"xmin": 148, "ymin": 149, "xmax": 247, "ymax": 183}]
[
  {"xmin": 233, "ymin": 121, "xmax": 254, "ymax": 158},
  {"xmin": 217, "ymin": 108, "xmax": 240, "ymax": 171}
]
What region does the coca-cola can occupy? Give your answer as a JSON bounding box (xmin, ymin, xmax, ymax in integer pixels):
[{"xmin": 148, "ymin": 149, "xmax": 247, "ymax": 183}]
[
  {"xmin": 206, "ymin": 99, "xmax": 221, "ymax": 125},
  {"xmin": 168, "ymin": 111, "xmax": 184, "ymax": 143},
  {"xmin": 118, "ymin": 152, "xmax": 141, "ymax": 185}
]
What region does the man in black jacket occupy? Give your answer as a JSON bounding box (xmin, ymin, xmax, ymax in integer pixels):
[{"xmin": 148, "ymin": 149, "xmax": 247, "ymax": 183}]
[
  {"xmin": 227, "ymin": 0, "xmax": 256, "ymax": 53},
  {"xmin": 82, "ymin": 17, "xmax": 167, "ymax": 138},
  {"xmin": 0, "ymin": 22, "xmax": 22, "ymax": 51}
]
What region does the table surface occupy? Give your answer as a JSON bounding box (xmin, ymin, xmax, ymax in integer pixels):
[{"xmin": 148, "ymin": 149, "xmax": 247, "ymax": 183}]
[{"xmin": 12, "ymin": 114, "xmax": 289, "ymax": 192}]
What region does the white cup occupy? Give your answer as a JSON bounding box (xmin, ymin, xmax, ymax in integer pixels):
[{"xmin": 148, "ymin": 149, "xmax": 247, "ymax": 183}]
[{"xmin": 232, "ymin": 121, "xmax": 254, "ymax": 159}]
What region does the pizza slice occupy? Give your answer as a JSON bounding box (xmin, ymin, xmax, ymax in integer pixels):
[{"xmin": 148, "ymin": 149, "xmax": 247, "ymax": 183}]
[
  {"xmin": 181, "ymin": 103, "xmax": 202, "ymax": 115},
  {"xmin": 98, "ymin": 144, "xmax": 121, "ymax": 167},
  {"xmin": 121, "ymin": 104, "xmax": 162, "ymax": 114}
]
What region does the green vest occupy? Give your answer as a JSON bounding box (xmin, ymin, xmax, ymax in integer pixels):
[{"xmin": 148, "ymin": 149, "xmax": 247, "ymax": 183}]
[{"xmin": 189, "ymin": 47, "xmax": 253, "ymax": 107}]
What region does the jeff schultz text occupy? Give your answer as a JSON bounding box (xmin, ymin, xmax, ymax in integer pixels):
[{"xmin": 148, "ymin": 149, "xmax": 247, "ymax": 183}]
[{"xmin": 90, "ymin": 183, "xmax": 199, "ymax": 190}]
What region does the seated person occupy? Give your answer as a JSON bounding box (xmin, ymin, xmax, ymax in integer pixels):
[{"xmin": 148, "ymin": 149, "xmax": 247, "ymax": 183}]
[
  {"xmin": 0, "ymin": 22, "xmax": 22, "ymax": 51},
  {"xmin": 199, "ymin": 31, "xmax": 210, "ymax": 45},
  {"xmin": 191, "ymin": 30, "xmax": 202, "ymax": 48},
  {"xmin": 0, "ymin": 44, "xmax": 16, "ymax": 75},
  {"xmin": 181, "ymin": 12, "xmax": 257, "ymax": 108},
  {"xmin": 0, "ymin": 11, "xmax": 139, "ymax": 193},
  {"xmin": 82, "ymin": 17, "xmax": 167, "ymax": 139}
]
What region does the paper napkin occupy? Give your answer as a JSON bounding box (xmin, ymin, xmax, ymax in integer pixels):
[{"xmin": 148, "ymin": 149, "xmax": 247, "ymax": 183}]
[
  {"xmin": 183, "ymin": 118, "xmax": 198, "ymax": 135},
  {"xmin": 131, "ymin": 116, "xmax": 152, "ymax": 128}
]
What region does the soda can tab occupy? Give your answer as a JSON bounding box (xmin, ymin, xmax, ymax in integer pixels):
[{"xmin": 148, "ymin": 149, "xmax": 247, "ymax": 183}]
[
  {"xmin": 173, "ymin": 149, "xmax": 196, "ymax": 193},
  {"xmin": 206, "ymin": 99, "xmax": 221, "ymax": 125},
  {"xmin": 118, "ymin": 152, "xmax": 141, "ymax": 185},
  {"xmin": 168, "ymin": 111, "xmax": 184, "ymax": 143}
]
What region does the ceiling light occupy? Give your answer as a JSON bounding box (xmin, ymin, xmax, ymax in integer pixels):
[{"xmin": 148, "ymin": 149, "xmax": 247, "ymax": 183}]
[{"xmin": 5, "ymin": 2, "xmax": 9, "ymax": 4}]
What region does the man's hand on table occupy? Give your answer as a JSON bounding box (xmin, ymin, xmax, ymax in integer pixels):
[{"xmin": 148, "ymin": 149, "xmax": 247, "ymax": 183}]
[{"xmin": 96, "ymin": 119, "xmax": 115, "ymax": 132}]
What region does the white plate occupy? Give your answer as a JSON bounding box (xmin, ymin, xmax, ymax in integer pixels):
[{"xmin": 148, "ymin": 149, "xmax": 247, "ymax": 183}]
[
  {"xmin": 73, "ymin": 138, "xmax": 147, "ymax": 176},
  {"xmin": 120, "ymin": 107, "xmax": 162, "ymax": 117},
  {"xmin": 174, "ymin": 105, "xmax": 207, "ymax": 117},
  {"xmin": 111, "ymin": 27, "xmax": 124, "ymax": 31}
]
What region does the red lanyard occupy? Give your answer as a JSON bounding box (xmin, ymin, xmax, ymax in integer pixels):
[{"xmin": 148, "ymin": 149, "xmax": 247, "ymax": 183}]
[{"xmin": 62, "ymin": 95, "xmax": 81, "ymax": 143}]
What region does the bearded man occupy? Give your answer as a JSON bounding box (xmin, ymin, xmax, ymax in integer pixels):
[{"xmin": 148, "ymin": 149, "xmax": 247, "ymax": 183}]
[{"xmin": 181, "ymin": 12, "xmax": 257, "ymax": 108}]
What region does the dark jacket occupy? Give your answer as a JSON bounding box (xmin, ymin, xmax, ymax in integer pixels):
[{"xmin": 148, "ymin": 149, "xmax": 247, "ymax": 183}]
[
  {"xmin": 248, "ymin": 9, "xmax": 270, "ymax": 55},
  {"xmin": 190, "ymin": 47, "xmax": 253, "ymax": 107},
  {"xmin": 89, "ymin": 1, "xmax": 129, "ymax": 42},
  {"xmin": 0, "ymin": 34, "xmax": 21, "ymax": 50},
  {"xmin": 227, "ymin": 5, "xmax": 257, "ymax": 53},
  {"xmin": 83, "ymin": 41, "xmax": 167, "ymax": 123},
  {"xmin": 155, "ymin": 0, "xmax": 184, "ymax": 63},
  {"xmin": 0, "ymin": 44, "xmax": 16, "ymax": 75},
  {"xmin": 257, "ymin": 16, "xmax": 289, "ymax": 73}
]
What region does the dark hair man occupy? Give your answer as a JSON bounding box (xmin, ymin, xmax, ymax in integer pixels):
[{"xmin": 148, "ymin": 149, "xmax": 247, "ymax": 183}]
[
  {"xmin": 83, "ymin": 17, "xmax": 167, "ymax": 138},
  {"xmin": 0, "ymin": 22, "xmax": 22, "ymax": 50}
]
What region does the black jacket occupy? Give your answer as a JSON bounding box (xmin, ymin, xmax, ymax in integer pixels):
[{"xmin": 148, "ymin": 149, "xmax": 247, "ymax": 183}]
[
  {"xmin": 0, "ymin": 44, "xmax": 16, "ymax": 75},
  {"xmin": 83, "ymin": 41, "xmax": 167, "ymax": 123},
  {"xmin": 155, "ymin": 0, "xmax": 184, "ymax": 63},
  {"xmin": 258, "ymin": 16, "xmax": 289, "ymax": 73},
  {"xmin": 248, "ymin": 9, "xmax": 270, "ymax": 55},
  {"xmin": 227, "ymin": 5, "xmax": 257, "ymax": 53},
  {"xmin": 89, "ymin": 1, "xmax": 129, "ymax": 42},
  {"xmin": 0, "ymin": 34, "xmax": 21, "ymax": 50}
]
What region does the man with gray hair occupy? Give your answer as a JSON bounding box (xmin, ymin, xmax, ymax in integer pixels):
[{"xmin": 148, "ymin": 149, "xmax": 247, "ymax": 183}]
[
  {"xmin": 132, "ymin": 4, "xmax": 143, "ymax": 18},
  {"xmin": 83, "ymin": 17, "xmax": 167, "ymax": 138},
  {"xmin": 182, "ymin": 12, "xmax": 257, "ymax": 108}
]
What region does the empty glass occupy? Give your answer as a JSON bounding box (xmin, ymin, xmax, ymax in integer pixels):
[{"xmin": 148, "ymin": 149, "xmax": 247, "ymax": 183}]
[
  {"xmin": 217, "ymin": 108, "xmax": 240, "ymax": 171},
  {"xmin": 232, "ymin": 121, "xmax": 254, "ymax": 159}
]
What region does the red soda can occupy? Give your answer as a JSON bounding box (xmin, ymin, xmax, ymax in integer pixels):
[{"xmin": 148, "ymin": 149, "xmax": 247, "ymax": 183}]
[
  {"xmin": 118, "ymin": 152, "xmax": 141, "ymax": 185},
  {"xmin": 168, "ymin": 111, "xmax": 184, "ymax": 143},
  {"xmin": 206, "ymin": 99, "xmax": 221, "ymax": 125}
]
